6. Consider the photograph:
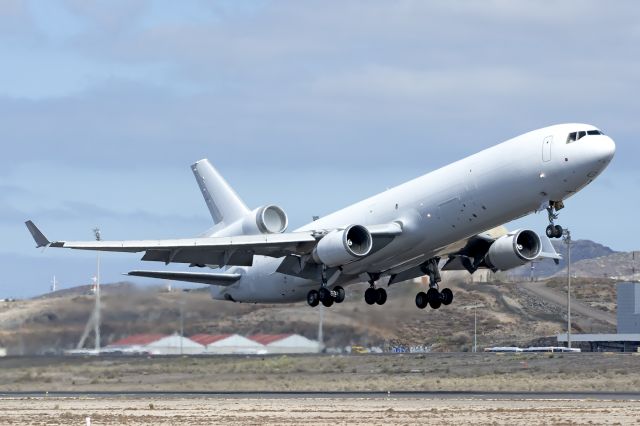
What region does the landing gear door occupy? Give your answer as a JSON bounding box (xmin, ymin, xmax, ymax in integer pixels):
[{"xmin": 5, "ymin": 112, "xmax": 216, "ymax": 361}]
[{"xmin": 542, "ymin": 136, "xmax": 552, "ymax": 162}]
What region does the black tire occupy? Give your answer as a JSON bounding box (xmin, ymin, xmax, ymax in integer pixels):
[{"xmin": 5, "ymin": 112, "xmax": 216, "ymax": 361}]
[
  {"xmin": 364, "ymin": 287, "xmax": 377, "ymax": 305},
  {"xmin": 546, "ymin": 224, "xmax": 555, "ymax": 238},
  {"xmin": 415, "ymin": 292, "xmax": 428, "ymax": 309},
  {"xmin": 318, "ymin": 287, "xmax": 331, "ymax": 302},
  {"xmin": 441, "ymin": 288, "xmax": 453, "ymax": 305},
  {"xmin": 375, "ymin": 288, "xmax": 387, "ymax": 305},
  {"xmin": 307, "ymin": 290, "xmax": 319, "ymax": 307},
  {"xmin": 427, "ymin": 288, "xmax": 441, "ymax": 309},
  {"xmin": 322, "ymin": 296, "xmax": 334, "ymax": 307},
  {"xmin": 554, "ymin": 224, "xmax": 564, "ymax": 238},
  {"xmin": 334, "ymin": 286, "xmax": 345, "ymax": 303}
]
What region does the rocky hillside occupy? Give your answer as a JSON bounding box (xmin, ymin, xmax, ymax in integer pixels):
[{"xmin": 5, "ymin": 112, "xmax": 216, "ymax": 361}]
[{"xmin": 509, "ymin": 239, "xmax": 617, "ymax": 278}]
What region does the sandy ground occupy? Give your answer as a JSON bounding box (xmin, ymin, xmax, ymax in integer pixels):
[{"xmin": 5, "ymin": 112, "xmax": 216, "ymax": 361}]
[{"xmin": 1, "ymin": 396, "xmax": 640, "ymax": 425}]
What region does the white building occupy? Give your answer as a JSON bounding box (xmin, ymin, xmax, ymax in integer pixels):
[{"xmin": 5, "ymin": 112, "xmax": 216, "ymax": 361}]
[
  {"xmin": 249, "ymin": 334, "xmax": 321, "ymax": 354},
  {"xmin": 190, "ymin": 333, "xmax": 266, "ymax": 355}
]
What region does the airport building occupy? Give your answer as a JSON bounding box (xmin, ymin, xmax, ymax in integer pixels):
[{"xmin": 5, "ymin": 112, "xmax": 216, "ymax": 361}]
[{"xmin": 557, "ymin": 282, "xmax": 640, "ymax": 352}]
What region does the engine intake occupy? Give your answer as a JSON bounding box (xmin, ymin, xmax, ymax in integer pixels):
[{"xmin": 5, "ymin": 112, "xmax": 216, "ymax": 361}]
[
  {"xmin": 484, "ymin": 229, "xmax": 542, "ymax": 271},
  {"xmin": 312, "ymin": 225, "xmax": 373, "ymax": 267}
]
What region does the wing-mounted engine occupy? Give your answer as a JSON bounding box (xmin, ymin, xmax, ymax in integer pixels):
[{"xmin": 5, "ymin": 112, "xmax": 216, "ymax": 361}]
[
  {"xmin": 312, "ymin": 225, "xmax": 373, "ymax": 267},
  {"xmin": 484, "ymin": 229, "xmax": 542, "ymax": 271}
]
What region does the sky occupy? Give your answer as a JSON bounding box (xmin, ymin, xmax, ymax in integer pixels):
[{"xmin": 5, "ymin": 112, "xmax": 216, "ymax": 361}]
[{"xmin": 1, "ymin": 0, "xmax": 638, "ymax": 298}]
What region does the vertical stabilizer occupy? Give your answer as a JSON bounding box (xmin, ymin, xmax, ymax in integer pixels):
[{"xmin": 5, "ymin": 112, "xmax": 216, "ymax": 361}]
[{"xmin": 191, "ymin": 159, "xmax": 250, "ymax": 225}]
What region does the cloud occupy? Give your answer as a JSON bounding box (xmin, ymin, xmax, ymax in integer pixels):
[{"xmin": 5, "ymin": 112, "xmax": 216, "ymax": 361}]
[{"xmin": 1, "ymin": 1, "xmax": 639, "ymax": 297}]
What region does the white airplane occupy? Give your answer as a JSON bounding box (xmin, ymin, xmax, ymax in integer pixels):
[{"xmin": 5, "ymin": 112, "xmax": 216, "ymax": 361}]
[{"xmin": 26, "ymin": 123, "xmax": 615, "ymax": 309}]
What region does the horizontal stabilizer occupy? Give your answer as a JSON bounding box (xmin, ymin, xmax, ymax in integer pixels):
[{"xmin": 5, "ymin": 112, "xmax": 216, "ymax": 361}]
[{"xmin": 127, "ymin": 270, "xmax": 241, "ymax": 286}]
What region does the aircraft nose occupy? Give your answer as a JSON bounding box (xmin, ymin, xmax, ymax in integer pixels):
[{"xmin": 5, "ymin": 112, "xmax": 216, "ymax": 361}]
[{"xmin": 597, "ymin": 135, "xmax": 616, "ymax": 163}]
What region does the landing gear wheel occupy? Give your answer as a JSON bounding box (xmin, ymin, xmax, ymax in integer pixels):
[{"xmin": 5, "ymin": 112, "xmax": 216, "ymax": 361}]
[
  {"xmin": 333, "ymin": 286, "xmax": 345, "ymax": 303},
  {"xmin": 364, "ymin": 287, "xmax": 377, "ymax": 305},
  {"xmin": 441, "ymin": 288, "xmax": 453, "ymax": 306},
  {"xmin": 319, "ymin": 287, "xmax": 331, "ymax": 302},
  {"xmin": 415, "ymin": 292, "xmax": 428, "ymax": 309},
  {"xmin": 427, "ymin": 288, "xmax": 441, "ymax": 309},
  {"xmin": 375, "ymin": 288, "xmax": 387, "ymax": 305},
  {"xmin": 546, "ymin": 224, "xmax": 556, "ymax": 238},
  {"xmin": 321, "ymin": 296, "xmax": 334, "ymax": 307},
  {"xmin": 554, "ymin": 224, "xmax": 564, "ymax": 238},
  {"xmin": 307, "ymin": 290, "xmax": 319, "ymax": 307}
]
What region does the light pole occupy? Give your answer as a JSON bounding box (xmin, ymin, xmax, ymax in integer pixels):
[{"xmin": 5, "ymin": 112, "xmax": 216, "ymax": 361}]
[
  {"xmin": 563, "ymin": 229, "xmax": 572, "ymax": 349},
  {"xmin": 462, "ymin": 304, "xmax": 483, "ymax": 352},
  {"xmin": 93, "ymin": 227, "xmax": 101, "ymax": 353},
  {"xmin": 474, "ymin": 305, "xmax": 477, "ymax": 353}
]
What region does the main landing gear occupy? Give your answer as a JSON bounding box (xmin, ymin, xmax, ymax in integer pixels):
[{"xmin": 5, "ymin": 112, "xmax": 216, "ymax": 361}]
[
  {"xmin": 415, "ymin": 258, "xmax": 454, "ymax": 310},
  {"xmin": 545, "ymin": 201, "xmax": 565, "ymax": 239},
  {"xmin": 364, "ymin": 273, "xmax": 387, "ymax": 306},
  {"xmin": 307, "ymin": 265, "xmax": 345, "ymax": 308}
]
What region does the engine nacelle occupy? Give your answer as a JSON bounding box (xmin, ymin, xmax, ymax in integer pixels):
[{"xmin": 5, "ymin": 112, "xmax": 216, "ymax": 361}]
[
  {"xmin": 312, "ymin": 225, "xmax": 373, "ymax": 267},
  {"xmin": 484, "ymin": 229, "xmax": 542, "ymax": 271},
  {"xmin": 240, "ymin": 205, "xmax": 288, "ymax": 234}
]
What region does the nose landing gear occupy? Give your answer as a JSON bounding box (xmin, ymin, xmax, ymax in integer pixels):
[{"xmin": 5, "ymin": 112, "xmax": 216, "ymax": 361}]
[{"xmin": 545, "ymin": 201, "xmax": 565, "ymax": 239}]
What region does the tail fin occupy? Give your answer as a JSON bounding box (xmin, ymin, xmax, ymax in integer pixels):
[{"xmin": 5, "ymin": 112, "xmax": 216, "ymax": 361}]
[{"xmin": 191, "ymin": 159, "xmax": 250, "ymax": 225}]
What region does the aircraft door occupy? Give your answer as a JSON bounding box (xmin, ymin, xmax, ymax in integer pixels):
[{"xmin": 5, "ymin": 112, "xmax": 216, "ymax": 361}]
[{"xmin": 542, "ymin": 136, "xmax": 552, "ymax": 162}]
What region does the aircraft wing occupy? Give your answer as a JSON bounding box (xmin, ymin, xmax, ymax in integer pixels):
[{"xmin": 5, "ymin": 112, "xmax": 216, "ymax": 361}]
[
  {"xmin": 25, "ymin": 220, "xmax": 318, "ymax": 267},
  {"xmin": 25, "ymin": 220, "xmax": 402, "ymax": 268}
]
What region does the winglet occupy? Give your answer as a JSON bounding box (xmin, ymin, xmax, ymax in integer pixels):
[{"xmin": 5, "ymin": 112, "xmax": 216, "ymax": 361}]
[{"xmin": 25, "ymin": 220, "xmax": 51, "ymax": 248}]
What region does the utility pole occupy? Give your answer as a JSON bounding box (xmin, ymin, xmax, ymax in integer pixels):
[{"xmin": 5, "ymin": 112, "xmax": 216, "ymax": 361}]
[
  {"xmin": 563, "ymin": 228, "xmax": 572, "ymax": 349},
  {"xmin": 76, "ymin": 227, "xmax": 103, "ymax": 353},
  {"xmin": 51, "ymin": 276, "xmax": 57, "ymax": 293}
]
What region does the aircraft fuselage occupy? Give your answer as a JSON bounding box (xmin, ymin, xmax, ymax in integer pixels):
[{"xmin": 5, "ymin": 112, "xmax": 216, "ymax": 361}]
[{"xmin": 214, "ymin": 123, "xmax": 615, "ymax": 303}]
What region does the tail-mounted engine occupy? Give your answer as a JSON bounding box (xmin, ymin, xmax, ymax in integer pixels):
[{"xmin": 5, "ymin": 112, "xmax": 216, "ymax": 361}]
[
  {"xmin": 214, "ymin": 204, "xmax": 288, "ymax": 237},
  {"xmin": 484, "ymin": 229, "xmax": 542, "ymax": 271},
  {"xmin": 312, "ymin": 225, "xmax": 373, "ymax": 267},
  {"xmin": 241, "ymin": 205, "xmax": 288, "ymax": 234}
]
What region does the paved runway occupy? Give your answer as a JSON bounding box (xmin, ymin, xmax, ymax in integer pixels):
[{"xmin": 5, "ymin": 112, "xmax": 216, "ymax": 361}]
[{"xmin": 2, "ymin": 390, "xmax": 640, "ymax": 400}]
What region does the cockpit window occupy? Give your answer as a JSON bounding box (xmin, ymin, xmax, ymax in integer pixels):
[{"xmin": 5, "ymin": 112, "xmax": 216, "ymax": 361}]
[{"xmin": 566, "ymin": 129, "xmax": 604, "ymax": 143}]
